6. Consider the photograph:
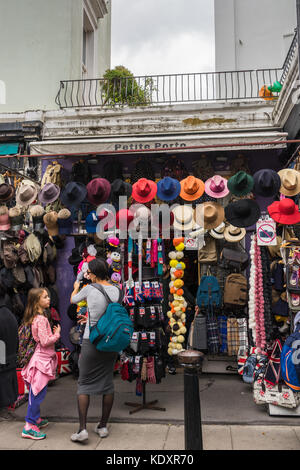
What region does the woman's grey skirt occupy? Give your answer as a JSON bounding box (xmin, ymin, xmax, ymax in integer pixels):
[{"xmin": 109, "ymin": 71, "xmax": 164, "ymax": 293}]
[{"xmin": 77, "ymin": 339, "xmax": 118, "ymax": 395}]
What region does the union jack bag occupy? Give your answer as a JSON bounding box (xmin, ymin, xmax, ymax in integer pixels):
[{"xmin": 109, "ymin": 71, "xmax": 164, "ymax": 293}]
[{"xmin": 56, "ymin": 348, "xmax": 71, "ymax": 375}]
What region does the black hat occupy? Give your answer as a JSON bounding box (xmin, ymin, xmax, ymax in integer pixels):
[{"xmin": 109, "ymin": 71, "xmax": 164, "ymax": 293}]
[
  {"xmin": 110, "ymin": 179, "xmax": 132, "ymax": 203},
  {"xmin": 253, "ymin": 169, "xmax": 281, "ymax": 198},
  {"xmin": 68, "ymin": 247, "xmax": 83, "ymax": 266},
  {"xmin": 225, "ymin": 199, "xmax": 261, "ymax": 228}
]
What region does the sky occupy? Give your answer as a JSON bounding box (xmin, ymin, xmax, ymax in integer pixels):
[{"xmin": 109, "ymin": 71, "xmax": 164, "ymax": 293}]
[{"xmin": 111, "ymin": 0, "xmax": 215, "ymax": 76}]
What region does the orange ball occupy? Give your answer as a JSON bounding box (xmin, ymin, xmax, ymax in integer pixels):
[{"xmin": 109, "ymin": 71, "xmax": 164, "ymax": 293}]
[
  {"xmin": 173, "ymin": 238, "xmax": 184, "ymax": 247},
  {"xmin": 177, "ymin": 289, "xmax": 184, "ymax": 296}
]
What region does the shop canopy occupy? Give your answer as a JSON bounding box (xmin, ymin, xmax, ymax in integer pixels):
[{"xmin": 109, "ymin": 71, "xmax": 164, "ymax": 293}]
[
  {"xmin": 0, "ymin": 143, "xmax": 19, "ymax": 155},
  {"xmin": 28, "ymin": 131, "xmax": 288, "ymax": 158}
]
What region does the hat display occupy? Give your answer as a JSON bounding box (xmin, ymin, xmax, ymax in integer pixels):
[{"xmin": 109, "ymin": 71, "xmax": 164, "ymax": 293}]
[
  {"xmin": 16, "ymin": 180, "xmax": 38, "ymax": 207},
  {"xmin": 0, "ymin": 183, "xmax": 15, "ymax": 202},
  {"xmin": 132, "ymin": 178, "xmax": 157, "ymax": 203},
  {"xmin": 209, "ymin": 222, "xmax": 226, "ymax": 239},
  {"xmin": 110, "ymin": 179, "xmax": 132, "ymax": 203},
  {"xmin": 116, "ymin": 209, "xmax": 134, "ymax": 230},
  {"xmin": 68, "ymin": 247, "xmax": 83, "ymax": 266},
  {"xmin": 172, "ymin": 205, "xmax": 195, "ymax": 231},
  {"xmin": 43, "ymin": 211, "xmax": 59, "ymax": 237},
  {"xmin": 24, "ymin": 233, "xmax": 42, "ymax": 263},
  {"xmin": 205, "ymin": 175, "xmax": 229, "ymax": 199},
  {"xmin": 86, "ymin": 178, "xmax": 111, "ymax": 206},
  {"xmin": 1, "ymin": 241, "xmax": 18, "ymax": 269},
  {"xmin": 267, "ymin": 198, "xmax": 300, "ymax": 225},
  {"xmin": 157, "ymin": 177, "xmax": 181, "ymax": 201},
  {"xmin": 57, "ymin": 208, "xmax": 73, "ymax": 235},
  {"xmin": 278, "ymin": 169, "xmax": 300, "ymax": 197},
  {"xmin": 225, "ymin": 199, "xmax": 261, "ymax": 228},
  {"xmin": 9, "ymin": 207, "xmax": 24, "ymax": 231},
  {"xmin": 253, "ymin": 169, "xmax": 281, "ymax": 198},
  {"xmin": 194, "ymin": 202, "xmax": 225, "ymax": 230},
  {"xmin": 60, "ymin": 182, "xmax": 87, "ymax": 209},
  {"xmin": 227, "ymin": 171, "xmax": 254, "ymax": 196},
  {"xmin": 0, "ymin": 206, "xmax": 10, "ymax": 231},
  {"xmin": 224, "ymin": 224, "xmax": 246, "ymax": 243},
  {"xmin": 29, "ymin": 205, "xmax": 45, "ymax": 232},
  {"xmin": 180, "ymin": 175, "xmax": 205, "ymax": 201},
  {"xmin": 38, "ymin": 183, "xmax": 61, "ymax": 205}
]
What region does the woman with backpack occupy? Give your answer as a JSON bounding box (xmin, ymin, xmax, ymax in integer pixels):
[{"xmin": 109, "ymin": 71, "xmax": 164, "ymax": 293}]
[
  {"xmin": 21, "ymin": 288, "xmax": 61, "ymax": 440},
  {"xmin": 70, "ymin": 257, "xmax": 121, "ymax": 443}
]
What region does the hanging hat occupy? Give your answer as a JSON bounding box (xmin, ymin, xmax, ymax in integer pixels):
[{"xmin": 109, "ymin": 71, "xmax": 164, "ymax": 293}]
[
  {"xmin": 253, "ymin": 169, "xmax": 281, "ymax": 198},
  {"xmin": 157, "ymin": 177, "xmax": 181, "ymax": 201},
  {"xmin": 132, "ymin": 178, "xmax": 157, "ymax": 203},
  {"xmin": 1, "ymin": 241, "xmax": 18, "ymax": 269},
  {"xmin": 0, "ymin": 183, "xmax": 15, "ymax": 202},
  {"xmin": 110, "ymin": 179, "xmax": 132, "ymax": 203},
  {"xmin": 116, "ymin": 209, "xmax": 134, "ymax": 230},
  {"xmin": 224, "ymin": 224, "xmax": 246, "ymax": 243},
  {"xmin": 68, "ymin": 247, "xmax": 83, "ymax": 266},
  {"xmin": 267, "ymin": 198, "xmax": 300, "ymax": 225},
  {"xmin": 57, "ymin": 208, "xmax": 73, "ymax": 235},
  {"xmin": 227, "ymin": 171, "xmax": 254, "ymax": 196},
  {"xmin": 194, "ymin": 202, "xmax": 225, "ymax": 230},
  {"xmin": 225, "ymin": 199, "xmax": 261, "ymax": 228},
  {"xmin": 86, "ymin": 178, "xmax": 111, "ymax": 206},
  {"xmin": 180, "ymin": 175, "xmax": 205, "ymax": 201},
  {"xmin": 60, "ymin": 182, "xmax": 87, "ymax": 208},
  {"xmin": 277, "ymin": 169, "xmax": 300, "ymax": 197},
  {"xmin": 43, "ymin": 211, "xmax": 59, "ymax": 237},
  {"xmin": 16, "ymin": 180, "xmax": 38, "ymax": 207},
  {"xmin": 9, "ymin": 207, "xmax": 24, "ymax": 232},
  {"xmin": 29, "ymin": 205, "xmax": 45, "ymax": 232},
  {"xmin": 205, "ymin": 175, "xmax": 229, "ymax": 199},
  {"xmin": 38, "ymin": 183, "xmax": 61, "ymax": 205},
  {"xmin": 172, "ymin": 205, "xmax": 195, "ymax": 231},
  {"xmin": 0, "ymin": 206, "xmax": 10, "ymax": 231},
  {"xmin": 24, "ymin": 233, "xmax": 42, "ymax": 263},
  {"xmin": 209, "ymin": 222, "xmax": 226, "ymax": 239}
]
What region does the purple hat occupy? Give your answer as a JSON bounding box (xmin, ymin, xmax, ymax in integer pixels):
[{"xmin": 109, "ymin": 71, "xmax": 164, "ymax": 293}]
[
  {"xmin": 38, "ymin": 183, "xmax": 61, "ymax": 204},
  {"xmin": 205, "ymin": 175, "xmax": 229, "ymax": 199},
  {"xmin": 86, "ymin": 178, "xmax": 111, "ymax": 206}
]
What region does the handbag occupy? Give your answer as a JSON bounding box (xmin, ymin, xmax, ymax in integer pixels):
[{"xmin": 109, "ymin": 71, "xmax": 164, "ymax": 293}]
[
  {"xmin": 220, "ymin": 245, "xmax": 249, "ymax": 271},
  {"xmin": 253, "ymin": 377, "xmax": 300, "ymax": 408},
  {"xmin": 198, "ymin": 237, "xmax": 217, "ymax": 264}
]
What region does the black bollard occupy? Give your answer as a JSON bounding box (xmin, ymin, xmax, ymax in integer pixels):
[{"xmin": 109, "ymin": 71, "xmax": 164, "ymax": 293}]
[{"xmin": 178, "ymin": 350, "xmax": 204, "ymax": 451}]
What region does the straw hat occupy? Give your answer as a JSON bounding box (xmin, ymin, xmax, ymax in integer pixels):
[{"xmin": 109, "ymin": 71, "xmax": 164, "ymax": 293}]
[
  {"xmin": 278, "ymin": 169, "xmax": 300, "ymax": 197},
  {"xmin": 209, "ymin": 222, "xmax": 226, "ymax": 239},
  {"xmin": 224, "ymin": 224, "xmax": 246, "ymax": 243},
  {"xmin": 194, "ymin": 202, "xmax": 225, "ymax": 230},
  {"xmin": 180, "ymin": 175, "xmax": 205, "ymax": 201},
  {"xmin": 172, "ymin": 205, "xmax": 195, "ymax": 231}
]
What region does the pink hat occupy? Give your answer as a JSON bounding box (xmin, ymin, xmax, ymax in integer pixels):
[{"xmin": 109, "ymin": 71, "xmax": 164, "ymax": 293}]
[
  {"xmin": 0, "ymin": 212, "xmax": 11, "ymax": 231},
  {"xmin": 205, "ymin": 175, "xmax": 229, "ymax": 198}
]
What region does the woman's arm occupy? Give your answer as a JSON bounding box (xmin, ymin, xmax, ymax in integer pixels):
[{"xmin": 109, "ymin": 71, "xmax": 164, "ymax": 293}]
[{"xmin": 70, "ymin": 282, "xmax": 88, "ymax": 304}]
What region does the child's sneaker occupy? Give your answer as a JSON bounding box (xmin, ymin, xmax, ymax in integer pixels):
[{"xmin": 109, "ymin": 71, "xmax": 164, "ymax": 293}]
[
  {"xmin": 36, "ymin": 418, "xmax": 49, "ymax": 428},
  {"xmin": 22, "ymin": 425, "xmax": 46, "ymax": 440}
]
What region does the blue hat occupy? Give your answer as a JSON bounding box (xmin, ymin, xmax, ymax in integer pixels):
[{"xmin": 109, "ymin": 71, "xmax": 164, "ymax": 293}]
[
  {"xmin": 85, "ymin": 210, "xmax": 99, "ymax": 233},
  {"xmin": 58, "ymin": 210, "xmax": 73, "ymax": 235},
  {"xmin": 157, "ymin": 177, "xmax": 181, "ymax": 201},
  {"xmin": 60, "ymin": 182, "xmax": 87, "ymax": 209}
]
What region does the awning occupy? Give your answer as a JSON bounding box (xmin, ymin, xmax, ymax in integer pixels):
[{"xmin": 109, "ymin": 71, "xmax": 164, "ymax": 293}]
[
  {"xmin": 0, "ymin": 143, "xmax": 19, "ymax": 156},
  {"xmin": 29, "ymin": 131, "xmax": 288, "ymax": 157}
]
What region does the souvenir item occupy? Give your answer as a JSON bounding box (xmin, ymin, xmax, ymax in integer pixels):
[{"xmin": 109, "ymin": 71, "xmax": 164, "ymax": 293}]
[
  {"xmin": 253, "ymin": 169, "xmax": 281, "ymax": 198},
  {"xmin": 267, "ymin": 198, "xmax": 300, "ymax": 225},
  {"xmin": 156, "ymin": 176, "xmax": 181, "ymax": 201},
  {"xmin": 194, "ymin": 202, "xmax": 224, "ymax": 230},
  {"xmin": 60, "ymin": 182, "xmax": 87, "ymax": 208},
  {"xmin": 225, "ymin": 199, "xmax": 261, "ymax": 228},
  {"xmin": 209, "ymin": 222, "xmax": 226, "ymax": 239},
  {"xmin": 180, "ymin": 175, "xmax": 205, "ymax": 201},
  {"xmin": 223, "ymin": 224, "xmax": 246, "ymax": 243},
  {"xmin": 277, "ymin": 169, "xmax": 300, "ymax": 197},
  {"xmin": 205, "ymin": 175, "xmax": 229, "ymax": 199},
  {"xmin": 172, "ymin": 205, "xmax": 195, "ymax": 232},
  {"xmin": 86, "ymin": 178, "xmax": 111, "ymax": 206},
  {"xmin": 132, "ymin": 178, "xmax": 157, "ymax": 203},
  {"xmin": 16, "ymin": 180, "xmax": 38, "ymax": 207},
  {"xmin": 227, "ymin": 171, "xmax": 254, "ymax": 196},
  {"xmin": 38, "ymin": 183, "xmax": 60, "ymax": 205}
]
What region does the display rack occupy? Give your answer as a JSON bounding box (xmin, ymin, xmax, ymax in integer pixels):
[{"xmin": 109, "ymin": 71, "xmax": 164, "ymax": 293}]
[{"xmin": 124, "ymin": 381, "xmax": 166, "ymax": 414}]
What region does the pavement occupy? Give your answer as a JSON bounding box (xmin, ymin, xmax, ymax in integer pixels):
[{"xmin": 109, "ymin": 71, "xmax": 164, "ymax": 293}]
[{"xmin": 1, "ymin": 365, "xmax": 300, "ymax": 450}]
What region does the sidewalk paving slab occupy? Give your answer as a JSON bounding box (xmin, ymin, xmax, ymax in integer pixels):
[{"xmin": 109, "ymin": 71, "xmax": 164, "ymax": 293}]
[{"xmin": 230, "ymin": 425, "xmax": 300, "ymax": 451}]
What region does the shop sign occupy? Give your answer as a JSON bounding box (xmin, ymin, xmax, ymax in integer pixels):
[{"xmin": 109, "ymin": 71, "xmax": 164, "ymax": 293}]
[
  {"xmin": 184, "ymin": 237, "xmax": 199, "ymax": 250},
  {"xmin": 114, "ymin": 141, "xmax": 187, "ymax": 151},
  {"xmin": 256, "ymin": 218, "xmax": 277, "ymax": 246}
]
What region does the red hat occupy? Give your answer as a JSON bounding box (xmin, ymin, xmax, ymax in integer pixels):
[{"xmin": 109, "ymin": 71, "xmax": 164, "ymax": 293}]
[
  {"xmin": 86, "ymin": 178, "xmax": 111, "ymax": 206},
  {"xmin": 132, "ymin": 178, "xmax": 157, "ymax": 203},
  {"xmin": 116, "ymin": 209, "xmax": 134, "ymax": 230},
  {"xmin": 268, "ymin": 198, "xmax": 300, "ymax": 225}
]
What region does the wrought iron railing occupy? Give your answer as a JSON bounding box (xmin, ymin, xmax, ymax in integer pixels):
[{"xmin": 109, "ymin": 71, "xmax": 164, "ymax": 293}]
[{"xmin": 280, "ymin": 30, "xmax": 298, "ymax": 84}]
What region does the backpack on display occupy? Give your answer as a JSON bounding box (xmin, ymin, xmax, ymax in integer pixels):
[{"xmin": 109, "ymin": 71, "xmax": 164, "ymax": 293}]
[
  {"xmin": 89, "ymin": 284, "xmax": 134, "ymax": 353},
  {"xmin": 220, "ymin": 246, "xmax": 249, "ymax": 271},
  {"xmin": 196, "ymin": 275, "xmax": 221, "ymax": 308},
  {"xmin": 223, "ymin": 274, "xmax": 248, "ymax": 307},
  {"xmin": 280, "ymin": 330, "xmax": 300, "ymax": 391},
  {"xmin": 16, "ymin": 323, "xmax": 36, "ymax": 369},
  {"xmin": 198, "ymin": 237, "xmax": 217, "ymax": 264}
]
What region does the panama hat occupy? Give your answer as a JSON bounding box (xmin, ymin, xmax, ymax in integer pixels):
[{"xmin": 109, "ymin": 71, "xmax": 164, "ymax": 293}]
[
  {"xmin": 157, "ymin": 177, "xmax": 181, "ymax": 201},
  {"xmin": 209, "ymin": 222, "xmax": 226, "ymax": 239},
  {"xmin": 16, "ymin": 180, "xmax": 38, "ymax": 207},
  {"xmin": 132, "ymin": 178, "xmax": 157, "ymax": 203},
  {"xmin": 253, "ymin": 169, "xmax": 281, "ymax": 198},
  {"xmin": 172, "ymin": 205, "xmax": 195, "ymax": 231},
  {"xmin": 268, "ymin": 198, "xmax": 300, "ymax": 225},
  {"xmin": 194, "ymin": 202, "xmax": 225, "ymax": 230},
  {"xmin": 278, "ymin": 169, "xmax": 300, "ymax": 197},
  {"xmin": 227, "ymin": 171, "xmax": 254, "ymax": 197},
  {"xmin": 225, "ymin": 199, "xmax": 261, "ymax": 228},
  {"xmin": 180, "ymin": 175, "xmax": 205, "ymax": 201},
  {"xmin": 38, "ymin": 183, "xmax": 60, "ymax": 205},
  {"xmin": 224, "ymin": 224, "xmax": 246, "ymax": 243},
  {"xmin": 86, "ymin": 178, "xmax": 111, "ymax": 206},
  {"xmin": 61, "ymin": 182, "xmax": 87, "ymax": 208},
  {"xmin": 205, "ymin": 175, "xmax": 229, "ymax": 199}
]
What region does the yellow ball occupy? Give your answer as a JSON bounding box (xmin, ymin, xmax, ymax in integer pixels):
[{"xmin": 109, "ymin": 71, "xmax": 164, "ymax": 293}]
[
  {"xmin": 176, "ymin": 343, "xmax": 183, "ymax": 350},
  {"xmin": 174, "ymin": 279, "xmax": 184, "ymax": 288},
  {"xmin": 175, "ymin": 242, "xmax": 185, "ymax": 251},
  {"xmin": 177, "ymin": 335, "xmax": 185, "ymax": 343},
  {"xmin": 180, "ymin": 326, "xmax": 187, "ymax": 335},
  {"xmin": 167, "ymin": 311, "xmax": 172, "ymax": 319},
  {"xmin": 170, "ymin": 260, "xmax": 178, "ymax": 268},
  {"xmin": 168, "ymin": 348, "xmax": 173, "ymax": 356}
]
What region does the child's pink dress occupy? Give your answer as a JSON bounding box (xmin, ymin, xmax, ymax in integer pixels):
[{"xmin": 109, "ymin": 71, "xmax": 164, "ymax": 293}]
[{"xmin": 22, "ymin": 315, "xmax": 60, "ymax": 396}]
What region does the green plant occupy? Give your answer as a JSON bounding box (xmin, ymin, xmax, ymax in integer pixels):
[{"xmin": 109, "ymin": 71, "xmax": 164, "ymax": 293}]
[{"xmin": 101, "ymin": 66, "xmax": 154, "ymax": 107}]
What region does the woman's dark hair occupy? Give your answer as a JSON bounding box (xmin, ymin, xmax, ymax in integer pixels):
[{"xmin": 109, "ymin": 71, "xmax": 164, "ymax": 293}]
[{"xmin": 88, "ymin": 258, "xmax": 109, "ymax": 280}]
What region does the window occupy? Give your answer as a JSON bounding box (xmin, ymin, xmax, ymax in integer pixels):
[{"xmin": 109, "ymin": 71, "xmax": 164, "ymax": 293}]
[{"xmin": 82, "ymin": 8, "xmax": 95, "ymax": 78}]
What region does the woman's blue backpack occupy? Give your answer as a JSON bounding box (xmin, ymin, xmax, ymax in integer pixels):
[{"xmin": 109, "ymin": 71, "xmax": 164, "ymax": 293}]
[
  {"xmin": 89, "ymin": 284, "xmax": 133, "ymax": 353},
  {"xmin": 280, "ymin": 330, "xmax": 300, "ymax": 391}
]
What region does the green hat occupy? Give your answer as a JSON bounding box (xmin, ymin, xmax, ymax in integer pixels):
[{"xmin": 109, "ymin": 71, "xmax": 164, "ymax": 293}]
[{"xmin": 227, "ymin": 171, "xmax": 254, "ymax": 196}]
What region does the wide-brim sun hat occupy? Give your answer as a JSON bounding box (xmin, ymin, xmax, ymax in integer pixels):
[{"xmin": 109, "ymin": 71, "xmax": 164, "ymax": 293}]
[
  {"xmin": 38, "ymin": 183, "xmax": 61, "ymax": 205},
  {"xmin": 278, "ymin": 169, "xmax": 300, "ymax": 197},
  {"xmin": 132, "ymin": 178, "xmax": 157, "ymax": 203},
  {"xmin": 172, "ymin": 205, "xmax": 195, "ymax": 231},
  {"xmin": 209, "ymin": 222, "xmax": 226, "ymax": 239},
  {"xmin": 227, "ymin": 171, "xmax": 254, "ymax": 197},
  {"xmin": 157, "ymin": 176, "xmax": 181, "ymax": 201},
  {"xmin": 86, "ymin": 178, "xmax": 111, "ymax": 206},
  {"xmin": 268, "ymin": 198, "xmax": 300, "ymax": 225},
  {"xmin": 205, "ymin": 175, "xmax": 229, "ymax": 199},
  {"xmin": 194, "ymin": 202, "xmax": 225, "ymax": 230},
  {"xmin": 225, "ymin": 199, "xmax": 261, "ymax": 228},
  {"xmin": 61, "ymin": 182, "xmax": 87, "ymax": 208},
  {"xmin": 224, "ymin": 224, "xmax": 246, "ymax": 243},
  {"xmin": 180, "ymin": 175, "xmax": 205, "ymax": 201},
  {"xmin": 253, "ymin": 169, "xmax": 281, "ymax": 198},
  {"xmin": 16, "ymin": 180, "xmax": 38, "ymax": 207}
]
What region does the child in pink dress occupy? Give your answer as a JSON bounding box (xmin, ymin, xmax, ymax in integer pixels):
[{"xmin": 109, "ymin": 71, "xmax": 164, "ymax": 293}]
[{"xmin": 21, "ymin": 288, "xmax": 61, "ymax": 440}]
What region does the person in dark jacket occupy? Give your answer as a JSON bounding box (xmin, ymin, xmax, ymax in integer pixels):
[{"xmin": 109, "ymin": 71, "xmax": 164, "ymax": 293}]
[{"xmin": 0, "ymin": 283, "xmax": 19, "ymax": 420}]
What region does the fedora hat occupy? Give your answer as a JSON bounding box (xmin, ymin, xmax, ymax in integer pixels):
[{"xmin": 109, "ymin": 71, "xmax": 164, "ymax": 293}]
[
  {"xmin": 43, "ymin": 211, "xmax": 59, "ymax": 237},
  {"xmin": 16, "ymin": 180, "xmax": 38, "ymax": 207},
  {"xmin": 110, "ymin": 179, "xmax": 132, "ymax": 203},
  {"xmin": 194, "ymin": 202, "xmax": 225, "ymax": 230},
  {"xmin": 180, "ymin": 175, "xmax": 205, "ymax": 201},
  {"xmin": 253, "ymin": 169, "xmax": 281, "ymax": 198},
  {"xmin": 225, "ymin": 199, "xmax": 261, "ymax": 228},
  {"xmin": 157, "ymin": 177, "xmax": 181, "ymax": 201},
  {"xmin": 0, "ymin": 183, "xmax": 15, "ymax": 202},
  {"xmin": 267, "ymin": 198, "xmax": 300, "ymax": 225},
  {"xmin": 224, "ymin": 224, "xmax": 246, "ymax": 243},
  {"xmin": 278, "ymin": 169, "xmax": 300, "ymax": 197},
  {"xmin": 116, "ymin": 209, "xmax": 134, "ymax": 230},
  {"xmin": 86, "ymin": 178, "xmax": 111, "ymax": 206},
  {"xmin": 38, "ymin": 183, "xmax": 60, "ymax": 205},
  {"xmin": 8, "ymin": 207, "xmax": 24, "ymax": 231},
  {"xmin": 57, "ymin": 208, "xmax": 73, "ymax": 235},
  {"xmin": 209, "ymin": 222, "xmax": 226, "ymax": 239},
  {"xmin": 60, "ymin": 182, "xmax": 87, "ymax": 208},
  {"xmin": 227, "ymin": 171, "xmax": 254, "ymax": 197},
  {"xmin": 132, "ymin": 178, "xmax": 157, "ymax": 203},
  {"xmin": 172, "ymin": 205, "xmax": 195, "ymax": 231},
  {"xmin": 205, "ymin": 175, "xmax": 229, "ymax": 199}
]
